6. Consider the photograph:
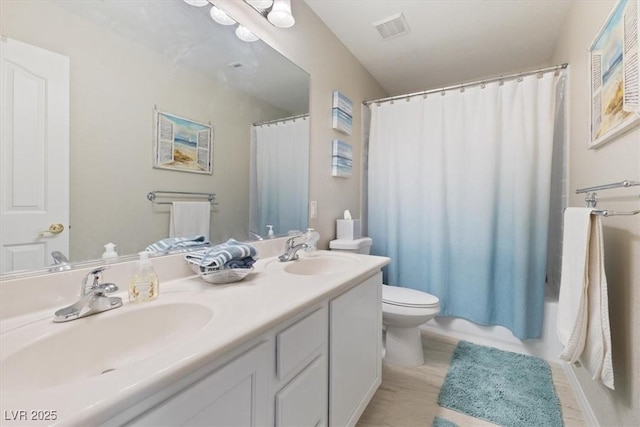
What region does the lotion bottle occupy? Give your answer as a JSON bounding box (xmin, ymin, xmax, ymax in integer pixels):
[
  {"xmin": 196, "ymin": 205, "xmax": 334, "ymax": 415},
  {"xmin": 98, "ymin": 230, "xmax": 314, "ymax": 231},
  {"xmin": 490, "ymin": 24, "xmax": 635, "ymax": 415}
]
[{"xmin": 129, "ymin": 251, "xmax": 159, "ymax": 303}]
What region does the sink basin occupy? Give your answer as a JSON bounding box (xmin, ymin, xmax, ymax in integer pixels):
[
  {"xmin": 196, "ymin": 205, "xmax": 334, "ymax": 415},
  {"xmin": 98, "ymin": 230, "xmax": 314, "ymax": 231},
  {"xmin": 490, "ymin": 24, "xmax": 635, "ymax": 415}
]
[
  {"xmin": 1, "ymin": 303, "xmax": 213, "ymax": 391},
  {"xmin": 283, "ymin": 255, "xmax": 358, "ymax": 276}
]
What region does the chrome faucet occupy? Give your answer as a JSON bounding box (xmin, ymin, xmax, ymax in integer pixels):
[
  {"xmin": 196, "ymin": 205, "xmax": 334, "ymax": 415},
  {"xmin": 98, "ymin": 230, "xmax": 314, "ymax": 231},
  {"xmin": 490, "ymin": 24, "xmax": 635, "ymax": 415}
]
[
  {"xmin": 49, "ymin": 251, "xmax": 71, "ymax": 272},
  {"xmin": 53, "ymin": 266, "xmax": 123, "ymax": 322},
  {"xmin": 278, "ymin": 235, "xmax": 308, "ymax": 262}
]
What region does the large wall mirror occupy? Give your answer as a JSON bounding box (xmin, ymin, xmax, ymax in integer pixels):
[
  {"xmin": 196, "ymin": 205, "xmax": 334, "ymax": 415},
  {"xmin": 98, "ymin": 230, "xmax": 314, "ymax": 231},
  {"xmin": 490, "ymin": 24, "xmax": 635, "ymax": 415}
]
[{"xmin": 0, "ymin": 0, "xmax": 310, "ymax": 278}]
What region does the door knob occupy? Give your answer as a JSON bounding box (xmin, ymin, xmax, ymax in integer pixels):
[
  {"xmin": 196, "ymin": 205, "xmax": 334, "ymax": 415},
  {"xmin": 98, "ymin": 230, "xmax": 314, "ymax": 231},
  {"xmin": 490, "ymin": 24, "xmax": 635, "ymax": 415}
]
[{"xmin": 38, "ymin": 223, "xmax": 64, "ymax": 237}]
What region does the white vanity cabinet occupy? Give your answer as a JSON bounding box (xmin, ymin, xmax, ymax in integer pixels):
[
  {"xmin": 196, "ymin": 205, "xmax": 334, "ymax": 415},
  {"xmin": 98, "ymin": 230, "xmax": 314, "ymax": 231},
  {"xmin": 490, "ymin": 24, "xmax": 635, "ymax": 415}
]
[
  {"xmin": 129, "ymin": 341, "xmax": 270, "ymax": 426},
  {"xmin": 121, "ymin": 271, "xmax": 382, "ymax": 427},
  {"xmin": 329, "ymin": 272, "xmax": 382, "ymax": 427}
]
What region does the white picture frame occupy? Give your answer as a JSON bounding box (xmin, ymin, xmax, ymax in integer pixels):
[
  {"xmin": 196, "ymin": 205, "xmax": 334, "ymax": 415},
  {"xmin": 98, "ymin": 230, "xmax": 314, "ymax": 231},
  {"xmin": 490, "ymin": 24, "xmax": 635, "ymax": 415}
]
[
  {"xmin": 153, "ymin": 109, "xmax": 213, "ymax": 174},
  {"xmin": 588, "ymin": 0, "xmax": 640, "ymax": 149}
]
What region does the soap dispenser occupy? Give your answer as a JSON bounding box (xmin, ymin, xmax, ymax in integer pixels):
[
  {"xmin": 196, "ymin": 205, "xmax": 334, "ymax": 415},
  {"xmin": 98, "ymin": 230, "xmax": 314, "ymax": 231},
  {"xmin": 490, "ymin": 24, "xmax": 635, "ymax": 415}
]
[
  {"xmin": 129, "ymin": 251, "xmax": 159, "ymax": 303},
  {"xmin": 266, "ymin": 225, "xmax": 275, "ymax": 238},
  {"xmin": 304, "ymin": 228, "xmax": 320, "ymax": 253},
  {"xmin": 102, "ymin": 242, "xmax": 118, "ymax": 263}
]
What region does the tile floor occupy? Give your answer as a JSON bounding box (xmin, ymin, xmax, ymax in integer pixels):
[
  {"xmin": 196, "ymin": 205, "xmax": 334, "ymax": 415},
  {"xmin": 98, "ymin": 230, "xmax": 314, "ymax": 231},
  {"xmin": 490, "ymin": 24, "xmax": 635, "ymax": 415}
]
[{"xmin": 356, "ymin": 332, "xmax": 586, "ymax": 427}]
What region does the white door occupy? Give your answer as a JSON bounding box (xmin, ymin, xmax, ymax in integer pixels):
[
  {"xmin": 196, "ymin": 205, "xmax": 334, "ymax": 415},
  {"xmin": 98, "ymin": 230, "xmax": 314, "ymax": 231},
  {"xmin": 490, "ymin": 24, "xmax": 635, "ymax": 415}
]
[{"xmin": 0, "ymin": 37, "xmax": 69, "ymax": 274}]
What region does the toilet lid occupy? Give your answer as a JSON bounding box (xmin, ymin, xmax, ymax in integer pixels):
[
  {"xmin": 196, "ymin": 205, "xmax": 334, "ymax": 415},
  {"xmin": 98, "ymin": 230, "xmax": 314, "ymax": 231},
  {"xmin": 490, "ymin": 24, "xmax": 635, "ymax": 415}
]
[{"xmin": 382, "ymin": 285, "xmax": 439, "ymax": 308}]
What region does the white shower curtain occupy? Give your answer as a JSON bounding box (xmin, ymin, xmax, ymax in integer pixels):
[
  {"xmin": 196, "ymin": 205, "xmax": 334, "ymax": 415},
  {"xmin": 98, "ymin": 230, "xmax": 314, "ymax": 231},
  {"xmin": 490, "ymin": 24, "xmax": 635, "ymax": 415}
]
[
  {"xmin": 250, "ymin": 117, "xmax": 309, "ymax": 237},
  {"xmin": 368, "ymin": 72, "xmax": 561, "ymax": 339}
]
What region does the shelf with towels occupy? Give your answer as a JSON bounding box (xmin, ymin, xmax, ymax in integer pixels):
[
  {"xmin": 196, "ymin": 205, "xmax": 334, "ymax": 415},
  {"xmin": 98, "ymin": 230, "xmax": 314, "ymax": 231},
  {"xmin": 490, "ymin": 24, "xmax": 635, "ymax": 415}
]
[
  {"xmin": 146, "ymin": 190, "xmax": 218, "ymax": 205},
  {"xmin": 575, "ymin": 180, "xmax": 639, "ymax": 216}
]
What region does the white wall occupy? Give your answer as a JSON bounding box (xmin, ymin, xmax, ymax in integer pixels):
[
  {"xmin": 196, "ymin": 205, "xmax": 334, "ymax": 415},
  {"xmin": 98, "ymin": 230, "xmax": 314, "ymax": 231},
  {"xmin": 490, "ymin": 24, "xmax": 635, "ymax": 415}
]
[{"xmin": 551, "ymin": 1, "xmax": 640, "ymax": 425}]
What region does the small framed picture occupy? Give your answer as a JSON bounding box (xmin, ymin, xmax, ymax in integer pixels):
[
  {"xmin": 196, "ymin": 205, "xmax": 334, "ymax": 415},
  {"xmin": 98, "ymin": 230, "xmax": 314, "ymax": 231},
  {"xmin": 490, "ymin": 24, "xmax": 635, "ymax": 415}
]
[
  {"xmin": 153, "ymin": 109, "xmax": 213, "ymax": 174},
  {"xmin": 588, "ymin": 0, "xmax": 640, "ymax": 149}
]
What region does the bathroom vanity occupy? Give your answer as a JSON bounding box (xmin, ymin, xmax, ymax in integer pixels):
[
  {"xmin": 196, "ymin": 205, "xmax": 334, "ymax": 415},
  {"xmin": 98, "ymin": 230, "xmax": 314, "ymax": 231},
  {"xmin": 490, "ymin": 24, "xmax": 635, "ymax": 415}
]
[{"xmin": 0, "ymin": 250, "xmax": 389, "ymax": 426}]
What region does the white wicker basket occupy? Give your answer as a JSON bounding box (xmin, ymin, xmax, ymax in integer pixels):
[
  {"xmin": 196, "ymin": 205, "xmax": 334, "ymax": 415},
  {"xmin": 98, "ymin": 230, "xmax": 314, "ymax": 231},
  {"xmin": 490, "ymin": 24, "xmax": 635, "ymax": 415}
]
[
  {"xmin": 187, "ymin": 261, "xmax": 253, "ymax": 284},
  {"xmin": 198, "ymin": 267, "xmax": 253, "ymax": 284}
]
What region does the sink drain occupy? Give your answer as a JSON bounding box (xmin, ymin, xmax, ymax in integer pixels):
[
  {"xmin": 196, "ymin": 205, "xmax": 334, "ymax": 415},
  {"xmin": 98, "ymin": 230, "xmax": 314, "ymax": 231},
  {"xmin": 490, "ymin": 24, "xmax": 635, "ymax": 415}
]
[{"xmin": 101, "ymin": 368, "xmax": 116, "ymax": 375}]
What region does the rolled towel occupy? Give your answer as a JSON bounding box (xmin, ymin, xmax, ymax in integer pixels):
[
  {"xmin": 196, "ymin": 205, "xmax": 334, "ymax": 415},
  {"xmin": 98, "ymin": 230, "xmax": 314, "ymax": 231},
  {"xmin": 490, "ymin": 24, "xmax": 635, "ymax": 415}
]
[
  {"xmin": 224, "ymin": 256, "xmax": 256, "ymax": 269},
  {"xmin": 185, "ymin": 239, "xmax": 257, "ymax": 269},
  {"xmin": 146, "ymin": 235, "xmax": 210, "ymax": 252}
]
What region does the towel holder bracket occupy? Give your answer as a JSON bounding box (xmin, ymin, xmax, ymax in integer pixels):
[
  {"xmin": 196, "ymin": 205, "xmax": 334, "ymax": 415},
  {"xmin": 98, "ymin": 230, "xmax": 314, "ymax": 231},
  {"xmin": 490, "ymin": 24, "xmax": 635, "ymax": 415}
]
[
  {"xmin": 146, "ymin": 190, "xmax": 218, "ymax": 205},
  {"xmin": 575, "ymin": 179, "xmax": 639, "ymax": 216}
]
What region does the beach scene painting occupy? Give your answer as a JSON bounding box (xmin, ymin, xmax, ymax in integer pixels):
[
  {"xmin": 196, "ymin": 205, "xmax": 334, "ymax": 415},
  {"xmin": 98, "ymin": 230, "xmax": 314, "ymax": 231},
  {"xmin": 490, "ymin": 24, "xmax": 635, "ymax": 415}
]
[
  {"xmin": 153, "ymin": 110, "xmax": 213, "ymax": 174},
  {"xmin": 589, "ymin": 0, "xmax": 640, "ymax": 148}
]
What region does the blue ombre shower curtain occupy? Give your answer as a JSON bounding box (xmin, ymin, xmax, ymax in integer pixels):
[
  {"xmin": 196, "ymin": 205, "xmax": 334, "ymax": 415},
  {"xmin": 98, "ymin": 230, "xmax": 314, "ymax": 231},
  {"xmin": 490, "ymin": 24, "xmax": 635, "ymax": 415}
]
[
  {"xmin": 249, "ymin": 117, "xmax": 309, "ymax": 237},
  {"xmin": 367, "ymin": 72, "xmax": 559, "ymax": 339}
]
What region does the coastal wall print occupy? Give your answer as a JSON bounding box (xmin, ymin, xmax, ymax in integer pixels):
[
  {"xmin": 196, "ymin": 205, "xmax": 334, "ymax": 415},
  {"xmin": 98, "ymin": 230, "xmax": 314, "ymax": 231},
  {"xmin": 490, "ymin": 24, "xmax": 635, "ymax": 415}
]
[
  {"xmin": 332, "ymin": 139, "xmax": 353, "ymax": 178},
  {"xmin": 332, "ymin": 91, "xmax": 353, "ymax": 135},
  {"xmin": 153, "ymin": 108, "xmax": 213, "ymax": 174},
  {"xmin": 589, "ymin": 0, "xmax": 640, "ymax": 149}
]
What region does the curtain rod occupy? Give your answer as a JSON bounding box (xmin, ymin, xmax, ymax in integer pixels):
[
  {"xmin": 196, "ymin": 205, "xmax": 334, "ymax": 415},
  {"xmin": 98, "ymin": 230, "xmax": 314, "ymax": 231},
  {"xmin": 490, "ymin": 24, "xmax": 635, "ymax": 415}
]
[
  {"xmin": 253, "ymin": 113, "xmax": 309, "ymax": 127},
  {"xmin": 363, "ymin": 63, "xmax": 568, "ymax": 106}
]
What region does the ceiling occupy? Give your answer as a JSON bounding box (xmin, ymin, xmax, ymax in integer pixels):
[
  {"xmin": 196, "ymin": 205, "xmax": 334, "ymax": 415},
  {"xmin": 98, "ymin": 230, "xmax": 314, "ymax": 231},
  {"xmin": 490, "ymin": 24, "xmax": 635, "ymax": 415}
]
[{"xmin": 304, "ymin": 0, "xmax": 573, "ymax": 96}]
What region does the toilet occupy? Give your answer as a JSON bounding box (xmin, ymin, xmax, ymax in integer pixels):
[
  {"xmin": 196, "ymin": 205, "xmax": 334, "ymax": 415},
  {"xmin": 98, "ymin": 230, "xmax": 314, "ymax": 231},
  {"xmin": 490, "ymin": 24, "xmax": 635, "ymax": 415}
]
[{"xmin": 329, "ymin": 237, "xmax": 440, "ymax": 367}]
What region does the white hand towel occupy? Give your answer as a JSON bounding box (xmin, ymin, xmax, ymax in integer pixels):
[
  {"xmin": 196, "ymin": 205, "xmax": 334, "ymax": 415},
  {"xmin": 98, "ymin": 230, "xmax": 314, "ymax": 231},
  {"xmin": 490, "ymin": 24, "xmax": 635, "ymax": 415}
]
[
  {"xmin": 557, "ymin": 208, "xmax": 614, "ymax": 390},
  {"xmin": 557, "ymin": 208, "xmax": 591, "ymax": 362},
  {"xmin": 582, "ymin": 215, "xmax": 614, "ymax": 389},
  {"xmin": 169, "ymin": 201, "xmax": 211, "ymax": 239}
]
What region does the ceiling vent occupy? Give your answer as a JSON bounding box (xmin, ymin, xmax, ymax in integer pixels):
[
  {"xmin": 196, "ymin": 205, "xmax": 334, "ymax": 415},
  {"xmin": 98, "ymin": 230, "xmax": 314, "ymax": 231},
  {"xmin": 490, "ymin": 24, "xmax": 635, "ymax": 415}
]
[{"xmin": 373, "ymin": 13, "xmax": 410, "ymax": 40}]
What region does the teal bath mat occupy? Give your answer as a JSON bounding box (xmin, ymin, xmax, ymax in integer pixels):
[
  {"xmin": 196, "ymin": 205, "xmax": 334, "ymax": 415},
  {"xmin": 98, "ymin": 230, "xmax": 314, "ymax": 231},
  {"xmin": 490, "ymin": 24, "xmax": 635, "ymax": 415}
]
[
  {"xmin": 437, "ymin": 341, "xmax": 563, "ymax": 427},
  {"xmin": 432, "ymin": 416, "xmax": 458, "ymax": 427}
]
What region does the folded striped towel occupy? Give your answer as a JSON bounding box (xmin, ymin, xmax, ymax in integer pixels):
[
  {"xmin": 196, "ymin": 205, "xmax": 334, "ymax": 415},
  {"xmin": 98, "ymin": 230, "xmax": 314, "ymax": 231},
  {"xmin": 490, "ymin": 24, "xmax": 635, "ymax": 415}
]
[
  {"xmin": 225, "ymin": 256, "xmax": 256, "ymax": 269},
  {"xmin": 146, "ymin": 235, "xmax": 210, "ymax": 252},
  {"xmin": 185, "ymin": 239, "xmax": 257, "ymax": 269}
]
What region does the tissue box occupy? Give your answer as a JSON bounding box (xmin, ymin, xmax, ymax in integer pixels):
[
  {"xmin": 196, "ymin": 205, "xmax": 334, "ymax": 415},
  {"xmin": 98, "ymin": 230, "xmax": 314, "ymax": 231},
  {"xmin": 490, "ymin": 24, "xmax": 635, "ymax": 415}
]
[{"xmin": 337, "ymin": 219, "xmax": 361, "ymax": 240}]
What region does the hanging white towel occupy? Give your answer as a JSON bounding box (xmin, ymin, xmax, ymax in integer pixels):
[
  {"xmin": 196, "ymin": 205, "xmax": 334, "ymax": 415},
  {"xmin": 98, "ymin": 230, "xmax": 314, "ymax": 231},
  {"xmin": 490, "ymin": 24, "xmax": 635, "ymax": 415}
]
[
  {"xmin": 557, "ymin": 208, "xmax": 614, "ymax": 389},
  {"xmin": 169, "ymin": 201, "xmax": 211, "ymax": 239}
]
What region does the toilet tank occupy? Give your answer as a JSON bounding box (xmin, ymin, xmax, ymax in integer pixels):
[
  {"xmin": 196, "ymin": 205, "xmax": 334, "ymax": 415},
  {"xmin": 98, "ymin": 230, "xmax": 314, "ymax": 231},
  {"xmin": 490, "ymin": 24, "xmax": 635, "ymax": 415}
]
[{"xmin": 329, "ymin": 237, "xmax": 372, "ymax": 254}]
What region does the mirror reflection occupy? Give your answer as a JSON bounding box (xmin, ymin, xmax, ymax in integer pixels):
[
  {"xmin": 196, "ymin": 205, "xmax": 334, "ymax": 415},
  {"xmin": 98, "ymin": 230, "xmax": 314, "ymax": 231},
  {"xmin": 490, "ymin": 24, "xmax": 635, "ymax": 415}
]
[{"xmin": 0, "ymin": 0, "xmax": 310, "ymax": 277}]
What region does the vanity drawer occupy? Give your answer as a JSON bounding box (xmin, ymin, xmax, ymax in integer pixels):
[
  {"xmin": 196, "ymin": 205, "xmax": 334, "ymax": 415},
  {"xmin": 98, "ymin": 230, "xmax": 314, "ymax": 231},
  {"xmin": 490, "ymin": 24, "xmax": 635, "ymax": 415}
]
[{"xmin": 276, "ymin": 306, "xmax": 327, "ymax": 380}]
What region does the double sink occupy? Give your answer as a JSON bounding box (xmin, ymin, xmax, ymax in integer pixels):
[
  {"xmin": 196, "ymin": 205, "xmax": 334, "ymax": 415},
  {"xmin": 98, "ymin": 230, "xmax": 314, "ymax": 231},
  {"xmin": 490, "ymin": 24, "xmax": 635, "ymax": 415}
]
[{"xmin": 0, "ymin": 253, "xmax": 359, "ymax": 395}]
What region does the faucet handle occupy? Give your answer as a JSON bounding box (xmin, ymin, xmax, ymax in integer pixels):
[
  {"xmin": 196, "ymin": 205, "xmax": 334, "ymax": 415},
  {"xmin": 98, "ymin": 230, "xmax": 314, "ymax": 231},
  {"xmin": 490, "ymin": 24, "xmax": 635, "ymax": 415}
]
[
  {"xmin": 93, "ymin": 282, "xmax": 119, "ymax": 296},
  {"xmin": 82, "ymin": 266, "xmax": 110, "ymax": 290},
  {"xmin": 285, "ymin": 234, "xmax": 303, "ymax": 249}
]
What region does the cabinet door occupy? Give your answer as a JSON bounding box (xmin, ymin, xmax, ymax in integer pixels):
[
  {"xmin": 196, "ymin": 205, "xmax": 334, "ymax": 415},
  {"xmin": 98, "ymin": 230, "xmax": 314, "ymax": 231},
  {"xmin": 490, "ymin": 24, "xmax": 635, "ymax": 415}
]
[
  {"xmin": 131, "ymin": 341, "xmax": 270, "ymax": 426},
  {"xmin": 275, "ymin": 355, "xmax": 327, "ymax": 427},
  {"xmin": 329, "ymin": 273, "xmax": 382, "ymax": 427}
]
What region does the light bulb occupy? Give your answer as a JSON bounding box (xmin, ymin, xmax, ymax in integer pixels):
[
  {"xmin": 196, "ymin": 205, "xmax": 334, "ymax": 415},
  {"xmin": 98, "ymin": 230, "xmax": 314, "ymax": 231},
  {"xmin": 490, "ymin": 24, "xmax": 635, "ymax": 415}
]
[
  {"xmin": 210, "ymin": 5, "xmax": 236, "ymax": 26},
  {"xmin": 183, "ymin": 0, "xmax": 209, "ymax": 6},
  {"xmin": 235, "ymin": 25, "xmax": 259, "ymax": 42},
  {"xmin": 268, "ymin": 0, "xmax": 295, "ymax": 28},
  {"xmin": 246, "ymin": 0, "xmax": 274, "ymax": 9}
]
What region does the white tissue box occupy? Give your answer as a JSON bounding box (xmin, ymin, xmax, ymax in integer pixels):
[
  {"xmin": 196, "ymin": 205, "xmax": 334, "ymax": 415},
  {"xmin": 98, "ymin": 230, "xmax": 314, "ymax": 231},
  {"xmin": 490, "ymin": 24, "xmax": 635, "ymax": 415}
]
[{"xmin": 337, "ymin": 219, "xmax": 361, "ymax": 240}]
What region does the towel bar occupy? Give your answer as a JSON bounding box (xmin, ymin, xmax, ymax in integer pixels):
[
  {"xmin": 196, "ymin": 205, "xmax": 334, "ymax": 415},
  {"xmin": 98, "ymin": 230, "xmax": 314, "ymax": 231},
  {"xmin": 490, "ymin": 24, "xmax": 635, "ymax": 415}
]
[
  {"xmin": 146, "ymin": 190, "xmax": 218, "ymax": 205},
  {"xmin": 574, "ymin": 179, "xmax": 639, "ymax": 215}
]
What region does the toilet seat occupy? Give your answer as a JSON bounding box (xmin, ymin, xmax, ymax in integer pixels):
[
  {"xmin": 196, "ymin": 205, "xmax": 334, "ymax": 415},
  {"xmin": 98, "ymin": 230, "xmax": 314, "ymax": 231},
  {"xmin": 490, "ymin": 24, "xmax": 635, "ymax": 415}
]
[{"xmin": 382, "ymin": 285, "xmax": 439, "ymax": 308}]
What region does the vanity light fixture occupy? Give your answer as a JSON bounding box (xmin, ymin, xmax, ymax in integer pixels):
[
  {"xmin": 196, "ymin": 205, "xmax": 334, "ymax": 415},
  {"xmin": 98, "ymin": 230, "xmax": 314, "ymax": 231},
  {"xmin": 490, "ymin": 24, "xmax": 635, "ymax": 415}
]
[
  {"xmin": 236, "ymin": 25, "xmax": 260, "ymax": 42},
  {"xmin": 246, "ymin": 0, "xmax": 274, "ymax": 9},
  {"xmin": 183, "ymin": 0, "xmax": 260, "ymax": 43},
  {"xmin": 210, "ymin": 5, "xmax": 237, "ymax": 26},
  {"xmin": 267, "ymin": 0, "xmax": 295, "ymax": 28},
  {"xmin": 243, "ymin": 0, "xmax": 295, "ymax": 29},
  {"xmin": 183, "ymin": 0, "xmax": 209, "ymax": 6}
]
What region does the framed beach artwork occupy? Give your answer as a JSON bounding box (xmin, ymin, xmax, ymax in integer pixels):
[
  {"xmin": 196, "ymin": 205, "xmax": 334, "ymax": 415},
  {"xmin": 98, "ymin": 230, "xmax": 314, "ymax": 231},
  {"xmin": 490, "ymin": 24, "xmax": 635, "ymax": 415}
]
[
  {"xmin": 589, "ymin": 0, "xmax": 639, "ymax": 149},
  {"xmin": 153, "ymin": 109, "xmax": 213, "ymax": 174}
]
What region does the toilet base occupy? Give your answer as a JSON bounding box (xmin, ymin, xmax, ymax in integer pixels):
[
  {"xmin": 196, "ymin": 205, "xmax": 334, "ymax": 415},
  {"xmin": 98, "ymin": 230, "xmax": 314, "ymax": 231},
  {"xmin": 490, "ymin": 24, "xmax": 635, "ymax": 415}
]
[{"xmin": 383, "ymin": 326, "xmax": 424, "ymax": 367}]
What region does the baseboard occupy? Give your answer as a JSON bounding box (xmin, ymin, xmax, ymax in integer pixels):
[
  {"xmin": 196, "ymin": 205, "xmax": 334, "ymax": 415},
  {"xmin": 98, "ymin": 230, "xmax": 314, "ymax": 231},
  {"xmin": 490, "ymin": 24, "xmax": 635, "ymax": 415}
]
[{"xmin": 561, "ymin": 362, "xmax": 600, "ymax": 427}]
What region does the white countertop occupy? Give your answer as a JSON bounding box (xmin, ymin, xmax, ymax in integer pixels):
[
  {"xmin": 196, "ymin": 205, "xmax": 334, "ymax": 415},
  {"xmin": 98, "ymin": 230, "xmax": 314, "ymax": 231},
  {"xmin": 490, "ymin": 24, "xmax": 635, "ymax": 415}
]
[{"xmin": 0, "ymin": 251, "xmax": 389, "ymax": 426}]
